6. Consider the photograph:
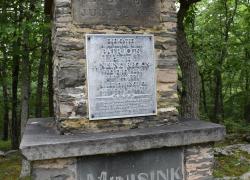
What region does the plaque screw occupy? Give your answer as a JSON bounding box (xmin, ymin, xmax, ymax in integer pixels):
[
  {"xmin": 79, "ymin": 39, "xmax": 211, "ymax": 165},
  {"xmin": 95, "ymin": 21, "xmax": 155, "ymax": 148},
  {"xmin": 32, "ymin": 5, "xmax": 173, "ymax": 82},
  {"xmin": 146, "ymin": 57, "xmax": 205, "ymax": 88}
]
[
  {"xmin": 149, "ymin": 36, "xmax": 152, "ymax": 40},
  {"xmin": 91, "ymin": 114, "xmax": 95, "ymax": 118},
  {"xmin": 153, "ymin": 110, "xmax": 156, "ymax": 114},
  {"xmin": 88, "ymin": 37, "xmax": 91, "ymax": 41}
]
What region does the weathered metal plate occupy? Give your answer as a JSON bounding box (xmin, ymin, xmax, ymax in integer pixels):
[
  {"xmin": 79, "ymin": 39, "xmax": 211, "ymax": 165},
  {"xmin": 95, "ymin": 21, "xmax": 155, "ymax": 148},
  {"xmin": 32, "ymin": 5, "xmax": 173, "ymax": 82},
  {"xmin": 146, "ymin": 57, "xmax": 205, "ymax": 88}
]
[
  {"xmin": 86, "ymin": 34, "xmax": 157, "ymax": 120},
  {"xmin": 77, "ymin": 148, "xmax": 184, "ymax": 180},
  {"xmin": 72, "ymin": 0, "xmax": 160, "ymax": 26}
]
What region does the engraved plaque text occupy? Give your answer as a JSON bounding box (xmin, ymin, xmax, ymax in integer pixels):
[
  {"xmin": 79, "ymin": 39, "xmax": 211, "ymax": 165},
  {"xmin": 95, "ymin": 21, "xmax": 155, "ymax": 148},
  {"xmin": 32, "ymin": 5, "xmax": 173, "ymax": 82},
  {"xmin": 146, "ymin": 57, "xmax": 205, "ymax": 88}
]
[
  {"xmin": 72, "ymin": 0, "xmax": 160, "ymax": 26},
  {"xmin": 86, "ymin": 34, "xmax": 157, "ymax": 120}
]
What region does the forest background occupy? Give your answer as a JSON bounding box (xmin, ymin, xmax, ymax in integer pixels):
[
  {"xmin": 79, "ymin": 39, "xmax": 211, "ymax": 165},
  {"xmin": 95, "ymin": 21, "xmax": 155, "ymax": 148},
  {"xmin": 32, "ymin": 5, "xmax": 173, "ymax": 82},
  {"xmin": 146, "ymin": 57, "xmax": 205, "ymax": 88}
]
[
  {"xmin": 0, "ymin": 0, "xmax": 249, "ymax": 155},
  {"xmin": 0, "ymin": 0, "xmax": 250, "ymax": 178}
]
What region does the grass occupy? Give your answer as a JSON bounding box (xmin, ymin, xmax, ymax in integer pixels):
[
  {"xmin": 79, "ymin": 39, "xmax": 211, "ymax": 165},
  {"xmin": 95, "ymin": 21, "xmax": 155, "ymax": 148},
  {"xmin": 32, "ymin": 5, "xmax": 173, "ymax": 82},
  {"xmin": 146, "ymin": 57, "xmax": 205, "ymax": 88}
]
[
  {"xmin": 0, "ymin": 140, "xmax": 12, "ymax": 152},
  {"xmin": 214, "ymin": 134, "xmax": 250, "ymax": 178},
  {"xmin": 0, "ymin": 139, "xmax": 28, "ymax": 180},
  {"xmin": 0, "ymin": 153, "xmax": 22, "ymax": 180},
  {"xmin": 213, "ymin": 150, "xmax": 250, "ymax": 178}
]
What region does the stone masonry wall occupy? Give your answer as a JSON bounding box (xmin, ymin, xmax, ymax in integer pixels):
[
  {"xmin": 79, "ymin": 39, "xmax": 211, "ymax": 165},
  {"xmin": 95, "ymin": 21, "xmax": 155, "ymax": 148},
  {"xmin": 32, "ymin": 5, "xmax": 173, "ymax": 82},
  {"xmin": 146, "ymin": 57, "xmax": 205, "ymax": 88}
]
[
  {"xmin": 185, "ymin": 144, "xmax": 214, "ymax": 180},
  {"xmin": 52, "ymin": 0, "xmax": 178, "ymax": 134},
  {"xmin": 32, "ymin": 158, "xmax": 77, "ymax": 180}
]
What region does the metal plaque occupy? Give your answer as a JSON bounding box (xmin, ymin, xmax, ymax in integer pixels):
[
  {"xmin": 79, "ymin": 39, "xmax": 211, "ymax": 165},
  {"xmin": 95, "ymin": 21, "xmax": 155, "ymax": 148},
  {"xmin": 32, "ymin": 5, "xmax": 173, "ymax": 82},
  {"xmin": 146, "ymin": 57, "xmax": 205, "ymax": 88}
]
[
  {"xmin": 86, "ymin": 34, "xmax": 157, "ymax": 120},
  {"xmin": 72, "ymin": 0, "xmax": 160, "ymax": 26},
  {"xmin": 77, "ymin": 148, "xmax": 184, "ymax": 180}
]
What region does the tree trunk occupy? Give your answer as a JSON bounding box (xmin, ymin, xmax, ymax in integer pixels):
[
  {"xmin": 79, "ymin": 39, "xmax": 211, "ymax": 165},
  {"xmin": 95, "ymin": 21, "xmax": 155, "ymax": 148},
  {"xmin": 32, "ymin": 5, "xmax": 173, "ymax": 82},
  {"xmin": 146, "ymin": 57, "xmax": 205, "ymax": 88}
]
[
  {"xmin": 20, "ymin": 0, "xmax": 35, "ymax": 176},
  {"xmin": 20, "ymin": 32, "xmax": 31, "ymax": 137},
  {"xmin": 20, "ymin": 0, "xmax": 35, "ymax": 137},
  {"xmin": 11, "ymin": 1, "xmax": 22, "ymax": 149},
  {"xmin": 11, "ymin": 38, "xmax": 20, "ymax": 148},
  {"xmin": 244, "ymin": 49, "xmax": 250, "ymax": 123},
  {"xmin": 0, "ymin": 1, "xmax": 9, "ymax": 141},
  {"xmin": 213, "ymin": 67, "xmax": 224, "ymax": 123},
  {"xmin": 0, "ymin": 45, "xmax": 10, "ymax": 141},
  {"xmin": 177, "ymin": 0, "xmax": 201, "ymax": 120},
  {"xmin": 35, "ymin": 33, "xmax": 48, "ymax": 117},
  {"xmin": 200, "ymin": 72, "xmax": 208, "ymax": 115},
  {"xmin": 44, "ymin": 0, "xmax": 54, "ymax": 117},
  {"xmin": 48, "ymin": 36, "xmax": 54, "ymax": 117},
  {"xmin": 44, "ymin": 0, "xmax": 53, "ymax": 18}
]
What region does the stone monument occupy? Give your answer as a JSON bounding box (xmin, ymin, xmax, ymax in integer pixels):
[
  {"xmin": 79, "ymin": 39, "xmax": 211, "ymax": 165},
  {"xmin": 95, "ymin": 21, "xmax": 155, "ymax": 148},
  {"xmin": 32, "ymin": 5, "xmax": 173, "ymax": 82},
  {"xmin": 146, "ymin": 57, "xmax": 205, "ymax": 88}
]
[{"xmin": 20, "ymin": 0, "xmax": 225, "ymax": 179}]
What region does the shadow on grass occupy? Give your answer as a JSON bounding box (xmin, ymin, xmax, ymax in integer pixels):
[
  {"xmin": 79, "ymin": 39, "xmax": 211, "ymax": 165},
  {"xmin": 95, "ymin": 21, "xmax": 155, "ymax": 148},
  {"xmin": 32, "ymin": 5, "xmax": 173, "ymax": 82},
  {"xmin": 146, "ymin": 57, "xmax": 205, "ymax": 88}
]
[{"xmin": 0, "ymin": 140, "xmax": 31, "ymax": 180}]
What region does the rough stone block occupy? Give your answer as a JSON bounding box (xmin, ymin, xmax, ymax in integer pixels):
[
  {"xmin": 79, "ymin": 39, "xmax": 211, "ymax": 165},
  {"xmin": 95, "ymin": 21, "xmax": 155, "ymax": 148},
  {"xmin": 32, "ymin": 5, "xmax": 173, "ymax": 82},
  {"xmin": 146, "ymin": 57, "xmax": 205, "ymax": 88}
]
[
  {"xmin": 162, "ymin": 22, "xmax": 177, "ymax": 31},
  {"xmin": 55, "ymin": 0, "xmax": 71, "ymax": 7},
  {"xmin": 56, "ymin": 37, "xmax": 84, "ymax": 51},
  {"xmin": 185, "ymin": 144, "xmax": 214, "ymax": 180},
  {"xmin": 59, "ymin": 103, "xmax": 74, "ymax": 117},
  {"xmin": 55, "ymin": 7, "xmax": 71, "ymax": 14},
  {"xmin": 157, "ymin": 69, "xmax": 177, "ymax": 83},
  {"xmin": 32, "ymin": 158, "xmax": 77, "ymax": 180},
  {"xmin": 157, "ymin": 58, "xmax": 177, "ymax": 69},
  {"xmin": 56, "ymin": 14, "xmax": 72, "ymax": 23},
  {"xmin": 58, "ymin": 67, "xmax": 85, "ymax": 89},
  {"xmin": 157, "ymin": 82, "xmax": 177, "ymax": 92},
  {"xmin": 161, "ymin": 0, "xmax": 176, "ymax": 12},
  {"xmin": 161, "ymin": 14, "xmax": 177, "ymax": 22}
]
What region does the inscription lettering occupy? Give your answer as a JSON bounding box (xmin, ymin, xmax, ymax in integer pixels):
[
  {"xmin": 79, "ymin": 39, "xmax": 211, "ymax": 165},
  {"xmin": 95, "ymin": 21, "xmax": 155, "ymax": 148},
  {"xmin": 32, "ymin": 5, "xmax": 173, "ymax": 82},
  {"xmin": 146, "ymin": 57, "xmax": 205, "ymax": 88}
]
[
  {"xmin": 86, "ymin": 169, "xmax": 182, "ymax": 180},
  {"xmin": 86, "ymin": 35, "xmax": 157, "ymax": 120},
  {"xmin": 77, "ymin": 148, "xmax": 184, "ymax": 180},
  {"xmin": 72, "ymin": 0, "xmax": 160, "ymax": 26}
]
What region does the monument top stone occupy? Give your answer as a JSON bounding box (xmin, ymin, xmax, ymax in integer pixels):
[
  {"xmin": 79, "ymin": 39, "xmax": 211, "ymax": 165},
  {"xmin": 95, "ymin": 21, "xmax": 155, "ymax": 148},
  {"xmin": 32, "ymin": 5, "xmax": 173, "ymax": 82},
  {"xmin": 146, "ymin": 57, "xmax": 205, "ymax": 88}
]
[
  {"xmin": 19, "ymin": 1, "xmax": 226, "ymax": 180},
  {"xmin": 53, "ymin": 0, "xmax": 179, "ymax": 133}
]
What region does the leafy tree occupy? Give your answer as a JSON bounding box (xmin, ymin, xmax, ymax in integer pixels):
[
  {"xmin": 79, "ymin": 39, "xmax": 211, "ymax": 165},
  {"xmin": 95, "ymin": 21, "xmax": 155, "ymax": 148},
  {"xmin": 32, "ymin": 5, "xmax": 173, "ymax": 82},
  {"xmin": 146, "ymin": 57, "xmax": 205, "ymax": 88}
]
[
  {"xmin": 185, "ymin": 0, "xmax": 250, "ymax": 129},
  {"xmin": 178, "ymin": 0, "xmax": 201, "ymax": 119},
  {"xmin": 0, "ymin": 0, "xmax": 53, "ymax": 148}
]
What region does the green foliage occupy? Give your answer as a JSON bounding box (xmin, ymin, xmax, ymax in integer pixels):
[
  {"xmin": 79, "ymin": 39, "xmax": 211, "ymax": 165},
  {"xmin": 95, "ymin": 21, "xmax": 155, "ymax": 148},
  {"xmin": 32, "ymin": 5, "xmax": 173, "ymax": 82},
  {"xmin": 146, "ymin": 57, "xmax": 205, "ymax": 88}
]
[
  {"xmin": 185, "ymin": 0, "xmax": 250, "ymax": 126},
  {"xmin": 224, "ymin": 118, "xmax": 250, "ymax": 134},
  {"xmin": 0, "ymin": 0, "xmax": 51, "ymax": 138},
  {"xmin": 0, "ymin": 140, "xmax": 11, "ymax": 151}
]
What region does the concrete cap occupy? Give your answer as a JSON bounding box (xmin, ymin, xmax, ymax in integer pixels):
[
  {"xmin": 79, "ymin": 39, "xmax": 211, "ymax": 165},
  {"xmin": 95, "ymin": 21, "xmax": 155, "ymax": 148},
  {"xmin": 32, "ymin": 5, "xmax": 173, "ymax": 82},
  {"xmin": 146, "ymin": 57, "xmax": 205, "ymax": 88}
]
[{"xmin": 20, "ymin": 117, "xmax": 225, "ymax": 161}]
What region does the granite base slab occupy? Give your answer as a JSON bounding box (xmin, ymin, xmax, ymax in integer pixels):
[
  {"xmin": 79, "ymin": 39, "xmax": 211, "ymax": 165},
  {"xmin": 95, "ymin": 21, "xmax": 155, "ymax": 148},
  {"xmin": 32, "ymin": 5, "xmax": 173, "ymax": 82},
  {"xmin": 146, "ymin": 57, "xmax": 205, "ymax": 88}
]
[{"xmin": 20, "ymin": 118, "xmax": 225, "ymax": 161}]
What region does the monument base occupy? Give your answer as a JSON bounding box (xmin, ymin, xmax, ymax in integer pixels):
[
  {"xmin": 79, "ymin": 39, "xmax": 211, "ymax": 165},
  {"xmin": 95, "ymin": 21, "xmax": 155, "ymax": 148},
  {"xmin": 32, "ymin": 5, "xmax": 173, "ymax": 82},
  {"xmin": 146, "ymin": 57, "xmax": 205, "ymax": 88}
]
[{"xmin": 20, "ymin": 118, "xmax": 225, "ymax": 180}]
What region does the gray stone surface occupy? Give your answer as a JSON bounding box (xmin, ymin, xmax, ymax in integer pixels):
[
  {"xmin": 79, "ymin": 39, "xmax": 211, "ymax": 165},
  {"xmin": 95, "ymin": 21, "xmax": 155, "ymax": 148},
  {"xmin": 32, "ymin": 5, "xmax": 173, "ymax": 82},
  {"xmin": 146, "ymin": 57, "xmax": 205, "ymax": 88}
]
[
  {"xmin": 77, "ymin": 147, "xmax": 183, "ymax": 180},
  {"xmin": 20, "ymin": 159, "xmax": 31, "ymax": 178},
  {"xmin": 20, "ymin": 118, "xmax": 225, "ymax": 161},
  {"xmin": 0, "ymin": 150, "xmax": 4, "ymax": 157},
  {"xmin": 72, "ymin": 0, "xmax": 161, "ymax": 26},
  {"xmin": 240, "ymin": 172, "xmax": 250, "ymax": 180},
  {"xmin": 214, "ymin": 144, "xmax": 250, "ymax": 156},
  {"xmin": 32, "ymin": 158, "xmax": 77, "ymax": 180}
]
